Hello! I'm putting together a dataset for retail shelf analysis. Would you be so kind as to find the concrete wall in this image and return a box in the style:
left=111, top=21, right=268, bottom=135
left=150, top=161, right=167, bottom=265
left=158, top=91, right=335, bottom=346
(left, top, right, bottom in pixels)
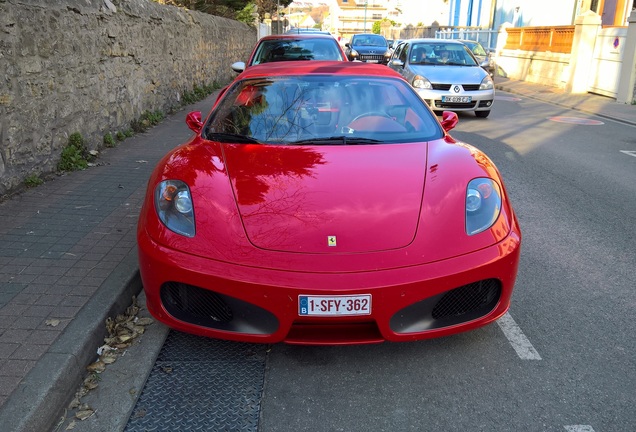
left=494, top=11, right=636, bottom=102
left=496, top=50, right=572, bottom=89
left=0, top=0, right=256, bottom=197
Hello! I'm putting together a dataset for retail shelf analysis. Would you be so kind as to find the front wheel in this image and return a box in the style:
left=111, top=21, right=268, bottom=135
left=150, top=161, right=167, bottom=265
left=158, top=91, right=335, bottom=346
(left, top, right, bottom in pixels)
left=475, top=110, right=491, bottom=118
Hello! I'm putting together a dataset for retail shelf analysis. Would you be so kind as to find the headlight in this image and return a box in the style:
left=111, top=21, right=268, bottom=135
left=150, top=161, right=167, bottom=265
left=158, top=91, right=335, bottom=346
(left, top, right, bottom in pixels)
left=480, top=76, right=494, bottom=90
left=154, top=180, right=195, bottom=237
left=383, top=50, right=391, bottom=58
left=350, top=49, right=359, bottom=58
left=412, top=75, right=432, bottom=89
left=465, top=178, right=501, bottom=235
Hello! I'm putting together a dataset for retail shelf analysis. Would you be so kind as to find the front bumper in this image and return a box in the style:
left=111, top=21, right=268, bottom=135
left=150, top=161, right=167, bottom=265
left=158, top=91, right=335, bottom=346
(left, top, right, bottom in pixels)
left=139, top=227, right=520, bottom=345
left=416, top=88, right=494, bottom=112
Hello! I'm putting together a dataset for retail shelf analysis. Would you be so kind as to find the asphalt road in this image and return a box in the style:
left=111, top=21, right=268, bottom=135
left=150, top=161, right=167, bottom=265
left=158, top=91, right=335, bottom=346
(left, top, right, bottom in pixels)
left=57, top=92, right=636, bottom=432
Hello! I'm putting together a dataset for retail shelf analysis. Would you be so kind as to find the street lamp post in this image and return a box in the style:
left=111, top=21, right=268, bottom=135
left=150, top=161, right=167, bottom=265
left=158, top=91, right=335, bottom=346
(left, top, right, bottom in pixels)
left=363, top=1, right=368, bottom=32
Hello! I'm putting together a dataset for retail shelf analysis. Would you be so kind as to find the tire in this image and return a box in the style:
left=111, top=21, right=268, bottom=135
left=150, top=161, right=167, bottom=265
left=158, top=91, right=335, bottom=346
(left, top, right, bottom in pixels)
left=475, top=110, right=490, bottom=118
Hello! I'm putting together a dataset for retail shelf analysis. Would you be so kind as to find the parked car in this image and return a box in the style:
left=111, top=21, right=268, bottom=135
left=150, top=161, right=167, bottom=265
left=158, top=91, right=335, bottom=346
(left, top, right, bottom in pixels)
left=388, top=38, right=495, bottom=117
left=458, top=39, right=496, bottom=77
left=285, top=27, right=331, bottom=35
left=231, top=34, right=347, bottom=73
left=344, top=33, right=391, bottom=64
left=137, top=61, right=521, bottom=344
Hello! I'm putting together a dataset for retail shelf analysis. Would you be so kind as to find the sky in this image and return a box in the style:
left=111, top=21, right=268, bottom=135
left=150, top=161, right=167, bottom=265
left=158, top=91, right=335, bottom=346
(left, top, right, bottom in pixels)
left=288, top=0, right=451, bottom=26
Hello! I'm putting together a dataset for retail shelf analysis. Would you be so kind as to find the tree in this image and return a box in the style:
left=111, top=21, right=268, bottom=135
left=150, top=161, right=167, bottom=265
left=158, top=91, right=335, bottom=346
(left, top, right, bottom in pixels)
left=255, top=0, right=293, bottom=18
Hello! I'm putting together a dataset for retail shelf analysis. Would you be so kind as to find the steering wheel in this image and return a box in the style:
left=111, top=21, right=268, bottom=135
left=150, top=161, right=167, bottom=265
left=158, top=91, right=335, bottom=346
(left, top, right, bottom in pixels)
left=345, top=111, right=406, bottom=133
left=350, top=111, right=393, bottom=123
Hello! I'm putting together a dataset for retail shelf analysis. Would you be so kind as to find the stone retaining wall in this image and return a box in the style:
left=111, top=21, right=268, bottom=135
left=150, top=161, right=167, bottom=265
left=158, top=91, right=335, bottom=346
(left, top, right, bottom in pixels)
left=0, top=0, right=255, bottom=196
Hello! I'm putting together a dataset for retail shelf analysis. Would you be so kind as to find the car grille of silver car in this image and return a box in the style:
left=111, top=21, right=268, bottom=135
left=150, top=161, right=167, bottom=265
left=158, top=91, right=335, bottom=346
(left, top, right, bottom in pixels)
left=432, top=84, right=481, bottom=91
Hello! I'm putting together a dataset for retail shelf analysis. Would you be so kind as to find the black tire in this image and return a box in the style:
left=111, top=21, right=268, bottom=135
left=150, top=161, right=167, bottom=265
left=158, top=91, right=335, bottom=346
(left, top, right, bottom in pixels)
left=475, top=110, right=490, bottom=118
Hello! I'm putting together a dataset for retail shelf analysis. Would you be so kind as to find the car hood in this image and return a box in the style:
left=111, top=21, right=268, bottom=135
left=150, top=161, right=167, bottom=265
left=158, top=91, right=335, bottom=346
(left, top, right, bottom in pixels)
left=223, top=143, right=426, bottom=254
left=352, top=45, right=388, bottom=55
left=411, top=64, right=486, bottom=83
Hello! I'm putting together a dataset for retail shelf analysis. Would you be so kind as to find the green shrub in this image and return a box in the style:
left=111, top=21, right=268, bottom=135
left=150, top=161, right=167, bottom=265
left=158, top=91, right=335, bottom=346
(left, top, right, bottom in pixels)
left=103, top=132, right=116, bottom=148
left=24, top=174, right=44, bottom=188
left=116, top=131, right=126, bottom=141
left=58, top=132, right=89, bottom=172
left=181, top=82, right=219, bottom=106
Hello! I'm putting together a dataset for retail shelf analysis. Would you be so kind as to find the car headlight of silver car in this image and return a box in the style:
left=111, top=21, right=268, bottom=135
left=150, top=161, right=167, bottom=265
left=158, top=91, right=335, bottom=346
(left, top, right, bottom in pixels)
left=465, top=178, right=501, bottom=235
left=154, top=180, right=195, bottom=237
left=412, top=75, right=432, bottom=90
left=479, top=76, right=494, bottom=90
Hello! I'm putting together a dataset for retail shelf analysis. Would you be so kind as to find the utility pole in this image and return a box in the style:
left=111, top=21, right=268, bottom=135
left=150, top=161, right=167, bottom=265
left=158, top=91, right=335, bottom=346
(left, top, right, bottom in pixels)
left=363, top=1, right=368, bottom=32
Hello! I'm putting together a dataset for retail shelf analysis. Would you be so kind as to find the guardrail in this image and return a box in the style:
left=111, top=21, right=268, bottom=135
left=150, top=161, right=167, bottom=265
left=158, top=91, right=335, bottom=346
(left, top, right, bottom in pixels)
left=435, top=28, right=499, bottom=51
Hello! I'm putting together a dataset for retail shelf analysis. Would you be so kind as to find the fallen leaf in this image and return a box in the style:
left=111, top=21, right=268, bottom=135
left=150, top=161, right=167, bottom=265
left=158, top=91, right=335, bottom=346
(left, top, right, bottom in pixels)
left=86, top=360, right=105, bottom=373
left=45, top=319, right=61, bottom=327
left=135, top=317, right=154, bottom=326
left=75, top=408, right=95, bottom=421
left=100, top=352, right=118, bottom=364
left=65, top=420, right=77, bottom=430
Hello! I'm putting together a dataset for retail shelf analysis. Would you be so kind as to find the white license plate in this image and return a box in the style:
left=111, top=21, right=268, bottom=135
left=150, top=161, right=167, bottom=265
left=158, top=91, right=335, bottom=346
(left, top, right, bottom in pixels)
left=365, top=59, right=379, bottom=63
left=298, top=295, right=372, bottom=316
left=442, top=96, right=472, bottom=103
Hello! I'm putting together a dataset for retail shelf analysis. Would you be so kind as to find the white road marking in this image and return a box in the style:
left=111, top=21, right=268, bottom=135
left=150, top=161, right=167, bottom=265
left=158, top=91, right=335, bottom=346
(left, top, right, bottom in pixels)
left=564, top=426, right=596, bottom=432
left=496, top=312, right=542, bottom=360
left=620, top=150, right=636, bottom=157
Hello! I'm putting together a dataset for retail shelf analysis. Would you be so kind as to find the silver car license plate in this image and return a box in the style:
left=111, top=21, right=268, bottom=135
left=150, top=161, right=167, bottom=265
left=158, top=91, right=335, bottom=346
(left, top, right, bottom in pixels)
left=442, top=96, right=472, bottom=103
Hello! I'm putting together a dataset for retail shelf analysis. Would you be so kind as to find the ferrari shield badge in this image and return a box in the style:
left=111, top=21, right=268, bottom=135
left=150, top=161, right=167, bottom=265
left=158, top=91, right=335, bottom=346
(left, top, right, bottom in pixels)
left=327, top=236, right=337, bottom=247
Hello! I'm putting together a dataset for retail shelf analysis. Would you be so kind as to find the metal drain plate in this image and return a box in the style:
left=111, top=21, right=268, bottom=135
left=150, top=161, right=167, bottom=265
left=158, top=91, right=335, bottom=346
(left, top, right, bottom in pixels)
left=124, top=331, right=267, bottom=432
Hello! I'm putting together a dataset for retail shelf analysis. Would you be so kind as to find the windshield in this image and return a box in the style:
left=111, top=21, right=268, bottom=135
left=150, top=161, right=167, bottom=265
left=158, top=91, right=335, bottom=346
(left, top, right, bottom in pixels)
left=409, top=43, right=478, bottom=66
left=251, top=39, right=344, bottom=65
left=464, top=41, right=487, bottom=56
left=205, top=75, right=443, bottom=145
left=351, top=35, right=387, bottom=47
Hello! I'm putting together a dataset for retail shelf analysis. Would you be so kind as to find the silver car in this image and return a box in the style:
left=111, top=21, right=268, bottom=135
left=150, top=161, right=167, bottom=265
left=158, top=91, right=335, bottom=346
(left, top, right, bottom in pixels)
left=388, top=39, right=494, bottom=118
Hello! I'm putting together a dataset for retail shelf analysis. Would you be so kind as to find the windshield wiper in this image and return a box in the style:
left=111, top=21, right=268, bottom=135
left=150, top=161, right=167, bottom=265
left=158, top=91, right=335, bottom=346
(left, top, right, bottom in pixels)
left=290, top=136, right=382, bottom=145
left=206, top=132, right=262, bottom=144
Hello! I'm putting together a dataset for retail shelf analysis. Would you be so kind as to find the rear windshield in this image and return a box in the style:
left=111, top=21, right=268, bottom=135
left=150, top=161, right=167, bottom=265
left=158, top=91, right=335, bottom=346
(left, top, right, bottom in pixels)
left=251, top=39, right=344, bottom=65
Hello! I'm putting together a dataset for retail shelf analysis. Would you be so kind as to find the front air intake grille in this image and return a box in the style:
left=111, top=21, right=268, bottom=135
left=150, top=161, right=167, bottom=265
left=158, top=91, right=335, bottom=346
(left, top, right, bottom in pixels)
left=432, top=279, right=500, bottom=319
left=162, top=282, right=233, bottom=324
left=159, top=282, right=279, bottom=334
left=432, top=84, right=452, bottom=91
left=360, top=54, right=385, bottom=63
left=461, top=84, right=481, bottom=91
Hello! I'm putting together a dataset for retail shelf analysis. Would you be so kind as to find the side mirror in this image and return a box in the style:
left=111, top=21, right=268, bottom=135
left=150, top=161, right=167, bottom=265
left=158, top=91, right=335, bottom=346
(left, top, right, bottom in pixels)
left=186, top=111, right=203, bottom=134
left=345, top=43, right=351, bottom=48
left=440, top=111, right=458, bottom=132
left=231, top=61, right=246, bottom=74
left=389, top=59, right=404, bottom=67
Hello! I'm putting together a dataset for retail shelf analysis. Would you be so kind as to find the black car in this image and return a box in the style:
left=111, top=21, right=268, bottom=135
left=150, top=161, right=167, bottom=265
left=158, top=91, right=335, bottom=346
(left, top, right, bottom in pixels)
left=344, top=33, right=391, bottom=65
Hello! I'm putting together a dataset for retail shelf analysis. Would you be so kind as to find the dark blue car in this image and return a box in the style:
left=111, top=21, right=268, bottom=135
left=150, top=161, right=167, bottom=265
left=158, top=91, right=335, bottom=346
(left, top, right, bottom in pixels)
left=345, top=33, right=391, bottom=65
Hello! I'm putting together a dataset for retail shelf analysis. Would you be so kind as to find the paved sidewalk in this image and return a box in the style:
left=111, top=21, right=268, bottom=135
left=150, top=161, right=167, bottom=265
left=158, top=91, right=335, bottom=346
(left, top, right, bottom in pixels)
left=0, top=78, right=634, bottom=432
left=0, top=94, right=218, bottom=432
left=495, top=76, right=636, bottom=126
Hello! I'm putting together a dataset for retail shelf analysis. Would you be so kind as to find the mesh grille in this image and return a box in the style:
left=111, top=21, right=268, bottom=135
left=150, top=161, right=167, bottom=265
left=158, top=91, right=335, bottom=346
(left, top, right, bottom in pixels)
left=436, top=101, right=476, bottom=109
left=359, top=54, right=384, bottom=62
left=432, top=84, right=481, bottom=91
left=432, top=279, right=500, bottom=319
left=162, top=282, right=233, bottom=323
